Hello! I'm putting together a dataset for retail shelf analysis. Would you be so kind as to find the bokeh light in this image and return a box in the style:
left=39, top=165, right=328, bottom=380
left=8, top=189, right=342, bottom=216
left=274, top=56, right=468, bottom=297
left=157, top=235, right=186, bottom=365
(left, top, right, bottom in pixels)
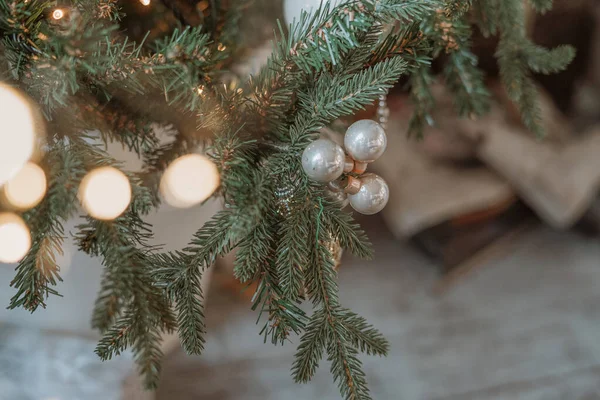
left=3, top=162, right=47, bottom=210
left=52, top=8, right=64, bottom=20
left=0, top=84, right=36, bottom=186
left=79, top=167, right=131, bottom=220
left=160, top=154, right=220, bottom=208
left=0, top=213, right=31, bottom=263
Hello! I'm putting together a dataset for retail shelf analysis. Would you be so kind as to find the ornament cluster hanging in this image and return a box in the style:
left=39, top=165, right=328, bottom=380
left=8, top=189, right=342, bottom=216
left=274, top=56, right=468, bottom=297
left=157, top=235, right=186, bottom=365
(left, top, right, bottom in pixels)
left=302, top=119, right=390, bottom=215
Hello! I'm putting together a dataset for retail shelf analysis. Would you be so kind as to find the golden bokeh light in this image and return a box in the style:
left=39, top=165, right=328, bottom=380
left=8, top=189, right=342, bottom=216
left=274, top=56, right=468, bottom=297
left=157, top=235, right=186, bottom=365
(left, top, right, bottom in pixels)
left=3, top=162, right=47, bottom=210
left=0, top=84, right=36, bottom=186
left=52, top=8, right=64, bottom=20
left=140, top=0, right=151, bottom=6
left=79, top=167, right=131, bottom=220
left=0, top=213, right=31, bottom=264
left=160, top=154, right=220, bottom=208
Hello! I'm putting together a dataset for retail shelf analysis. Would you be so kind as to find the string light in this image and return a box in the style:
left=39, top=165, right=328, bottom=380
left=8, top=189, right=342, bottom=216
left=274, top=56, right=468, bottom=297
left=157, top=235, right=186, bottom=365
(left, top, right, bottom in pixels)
left=140, top=0, right=151, bottom=6
left=3, top=162, right=47, bottom=210
left=79, top=167, right=131, bottom=220
left=0, top=213, right=31, bottom=263
left=52, top=8, right=65, bottom=20
left=160, top=154, right=220, bottom=208
left=0, top=84, right=36, bottom=186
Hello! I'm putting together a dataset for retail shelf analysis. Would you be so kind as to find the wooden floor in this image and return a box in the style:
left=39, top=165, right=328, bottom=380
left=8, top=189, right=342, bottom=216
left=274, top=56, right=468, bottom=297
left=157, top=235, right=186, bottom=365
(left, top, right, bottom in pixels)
left=157, top=217, right=600, bottom=400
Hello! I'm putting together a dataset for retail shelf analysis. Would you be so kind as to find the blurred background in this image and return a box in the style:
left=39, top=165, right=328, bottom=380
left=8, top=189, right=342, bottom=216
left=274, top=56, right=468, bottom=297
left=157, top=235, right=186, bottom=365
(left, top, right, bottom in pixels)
left=3, top=0, right=600, bottom=399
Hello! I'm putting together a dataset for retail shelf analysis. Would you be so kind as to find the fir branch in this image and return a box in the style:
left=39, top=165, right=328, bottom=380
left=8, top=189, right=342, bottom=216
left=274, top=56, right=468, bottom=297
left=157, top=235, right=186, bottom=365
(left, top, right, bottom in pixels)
left=473, top=0, right=499, bottom=37
left=292, top=57, right=407, bottom=143
left=234, top=218, right=274, bottom=283
left=8, top=141, right=85, bottom=311
left=282, top=2, right=376, bottom=73
left=327, top=319, right=372, bottom=400
left=185, top=210, right=241, bottom=267
left=276, top=207, right=311, bottom=301
left=292, top=308, right=329, bottom=383
left=80, top=97, right=161, bottom=156
left=152, top=210, right=249, bottom=354
left=337, top=310, right=389, bottom=356
left=251, top=250, right=309, bottom=345
left=444, top=0, right=472, bottom=18
left=525, top=44, right=576, bottom=75
left=444, top=48, right=490, bottom=117
left=152, top=26, right=228, bottom=109
left=408, top=66, right=436, bottom=137
left=95, top=308, right=166, bottom=389
left=303, top=200, right=340, bottom=308
left=489, top=0, right=573, bottom=135
left=528, top=0, right=553, bottom=14
left=152, top=251, right=207, bottom=355
left=375, top=0, right=441, bottom=21
left=79, top=212, right=177, bottom=388
left=322, top=202, right=373, bottom=260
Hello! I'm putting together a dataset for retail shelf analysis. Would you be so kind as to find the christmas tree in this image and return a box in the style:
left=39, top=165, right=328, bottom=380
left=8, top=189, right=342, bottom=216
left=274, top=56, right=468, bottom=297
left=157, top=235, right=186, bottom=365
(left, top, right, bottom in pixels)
left=0, top=0, right=574, bottom=398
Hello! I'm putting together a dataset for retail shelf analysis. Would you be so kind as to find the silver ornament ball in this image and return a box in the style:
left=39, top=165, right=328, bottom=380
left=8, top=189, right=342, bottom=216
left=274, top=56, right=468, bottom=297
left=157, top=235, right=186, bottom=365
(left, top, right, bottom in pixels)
left=325, top=188, right=350, bottom=209
left=348, top=173, right=389, bottom=215
left=302, top=138, right=345, bottom=183
left=344, top=119, right=387, bottom=163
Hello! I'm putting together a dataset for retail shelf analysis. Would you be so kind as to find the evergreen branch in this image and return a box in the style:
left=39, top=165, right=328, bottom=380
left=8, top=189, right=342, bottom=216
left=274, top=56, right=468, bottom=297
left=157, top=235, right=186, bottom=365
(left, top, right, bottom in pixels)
left=152, top=26, right=229, bottom=109
left=185, top=210, right=240, bottom=267
left=526, top=44, right=576, bottom=75
left=234, top=219, right=273, bottom=283
left=445, top=49, right=490, bottom=117
left=95, top=309, right=166, bottom=389
left=375, top=0, right=441, bottom=21
left=252, top=257, right=309, bottom=345
left=322, top=202, right=373, bottom=260
left=292, top=57, right=407, bottom=143
left=491, top=0, right=572, bottom=135
left=408, top=66, right=436, bottom=137
left=444, top=0, right=472, bottom=18
left=528, top=0, right=553, bottom=13
left=276, top=208, right=311, bottom=300
left=473, top=0, right=498, bottom=37
left=153, top=211, right=239, bottom=293
left=282, top=2, right=377, bottom=73
left=327, top=321, right=372, bottom=400
left=292, top=309, right=328, bottom=383
left=8, top=141, right=85, bottom=311
left=80, top=97, right=161, bottom=156
left=81, top=212, right=177, bottom=388
left=152, top=251, right=207, bottom=355
left=303, top=199, right=340, bottom=308
left=240, top=210, right=308, bottom=345
left=91, top=272, right=124, bottom=332
left=338, top=310, right=389, bottom=356
left=153, top=210, right=248, bottom=354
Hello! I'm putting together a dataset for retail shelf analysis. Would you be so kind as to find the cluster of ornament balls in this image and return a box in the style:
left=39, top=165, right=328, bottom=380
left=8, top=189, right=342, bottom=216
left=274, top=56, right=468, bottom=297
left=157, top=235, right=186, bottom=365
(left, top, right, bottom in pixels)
left=302, top=120, right=390, bottom=215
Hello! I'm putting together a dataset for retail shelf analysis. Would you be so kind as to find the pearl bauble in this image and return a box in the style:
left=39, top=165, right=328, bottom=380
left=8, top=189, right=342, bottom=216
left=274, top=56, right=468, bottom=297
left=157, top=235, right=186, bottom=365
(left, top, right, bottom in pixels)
left=302, top=138, right=345, bottom=183
left=344, top=119, right=387, bottom=163
left=325, top=188, right=349, bottom=209
left=284, top=0, right=342, bottom=24
left=348, top=173, right=389, bottom=215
